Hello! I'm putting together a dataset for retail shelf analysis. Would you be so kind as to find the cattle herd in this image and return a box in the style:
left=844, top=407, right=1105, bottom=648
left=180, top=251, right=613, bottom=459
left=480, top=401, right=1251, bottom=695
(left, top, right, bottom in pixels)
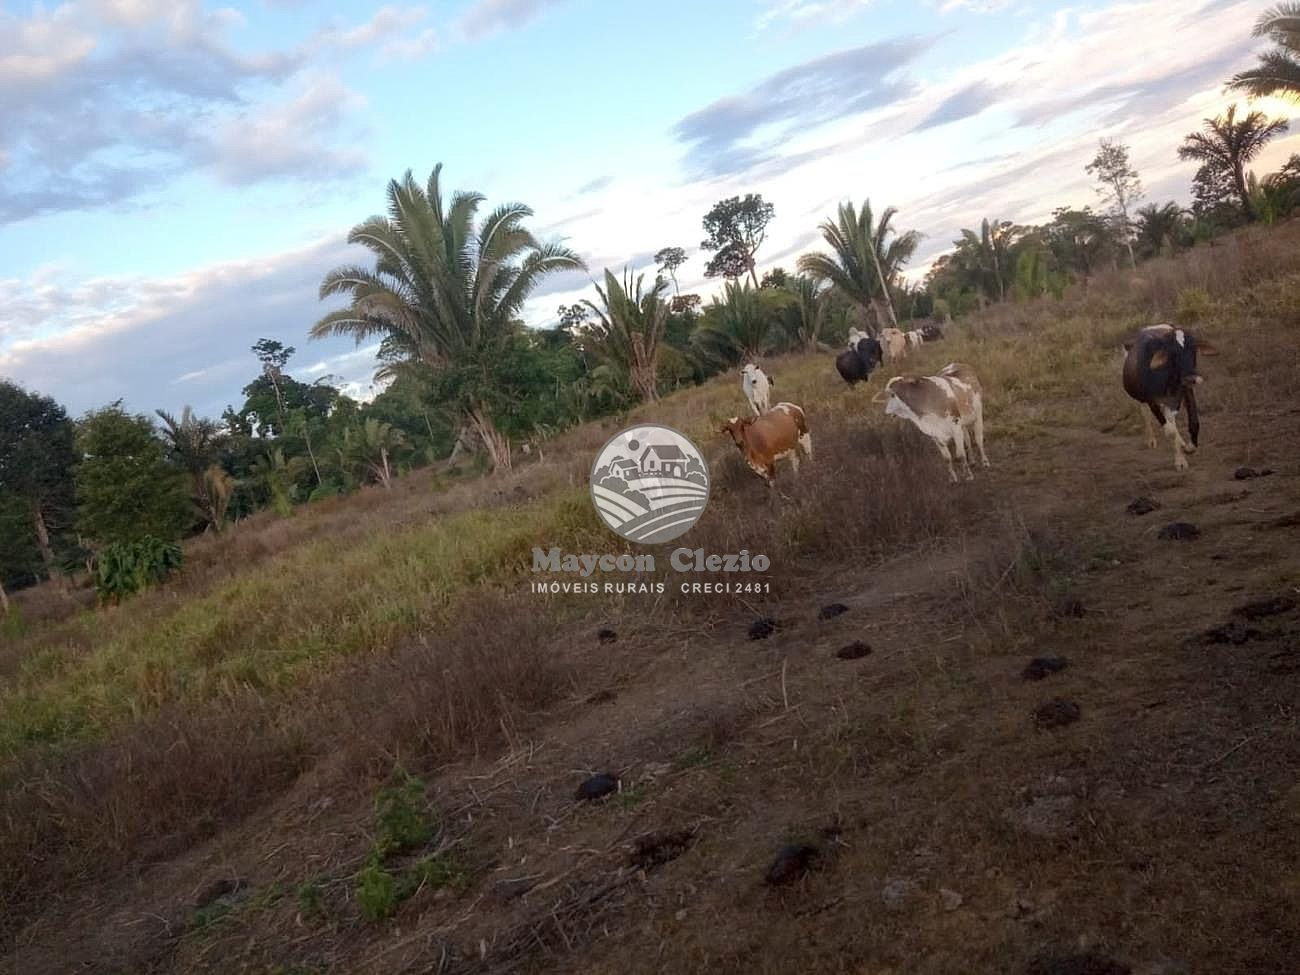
left=720, top=320, right=1217, bottom=487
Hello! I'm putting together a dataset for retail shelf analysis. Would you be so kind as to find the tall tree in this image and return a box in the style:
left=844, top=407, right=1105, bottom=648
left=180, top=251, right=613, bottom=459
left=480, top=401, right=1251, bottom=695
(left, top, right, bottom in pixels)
left=653, top=246, right=688, bottom=295
left=799, top=200, right=919, bottom=333
left=786, top=275, right=828, bottom=352
left=155, top=406, right=229, bottom=532
left=311, top=164, right=584, bottom=472
left=1085, top=138, right=1143, bottom=268
left=1228, top=3, right=1300, bottom=102
left=700, top=194, right=775, bottom=288
left=1134, top=202, right=1188, bottom=258
left=0, top=381, right=77, bottom=587
left=581, top=268, right=672, bottom=402
left=1178, top=106, right=1289, bottom=221
left=74, top=403, right=191, bottom=546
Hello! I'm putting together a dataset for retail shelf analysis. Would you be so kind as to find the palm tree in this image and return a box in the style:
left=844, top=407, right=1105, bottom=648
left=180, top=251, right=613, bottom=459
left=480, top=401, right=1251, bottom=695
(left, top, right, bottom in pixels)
left=786, top=275, right=828, bottom=352
left=340, top=418, right=407, bottom=489
left=797, top=200, right=920, bottom=335
left=690, top=280, right=775, bottom=365
left=580, top=268, right=671, bottom=403
left=155, top=405, right=228, bottom=531
left=1134, top=202, right=1187, bottom=258
left=957, top=218, right=1019, bottom=303
left=1178, top=106, right=1289, bottom=221
left=311, top=164, right=585, bottom=472
left=1228, top=3, right=1300, bottom=103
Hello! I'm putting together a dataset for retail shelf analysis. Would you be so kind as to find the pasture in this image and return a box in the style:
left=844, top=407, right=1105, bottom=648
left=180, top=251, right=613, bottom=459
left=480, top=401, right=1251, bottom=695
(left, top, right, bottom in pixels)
left=2, top=224, right=1299, bottom=973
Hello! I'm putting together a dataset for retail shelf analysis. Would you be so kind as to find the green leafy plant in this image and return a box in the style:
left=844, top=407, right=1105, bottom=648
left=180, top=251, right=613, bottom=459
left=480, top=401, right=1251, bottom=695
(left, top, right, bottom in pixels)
left=93, top=535, right=183, bottom=603
left=373, top=774, right=434, bottom=857
left=355, top=861, right=398, bottom=921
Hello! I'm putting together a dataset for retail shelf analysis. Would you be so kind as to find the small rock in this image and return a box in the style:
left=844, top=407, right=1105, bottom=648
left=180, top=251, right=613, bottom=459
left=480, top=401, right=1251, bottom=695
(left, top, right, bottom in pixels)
left=1126, top=496, right=1161, bottom=516
left=597, top=628, right=617, bottom=644
left=1033, top=698, right=1081, bottom=730
left=835, top=641, right=872, bottom=660
left=575, top=773, right=620, bottom=801
left=1022, top=656, right=1068, bottom=680
left=818, top=603, right=850, bottom=620
left=1157, top=522, right=1200, bottom=541
left=1231, top=595, right=1296, bottom=619
left=939, top=888, right=963, bottom=912
left=765, top=843, right=818, bottom=885
left=748, top=617, right=778, bottom=640
left=674, top=908, right=687, bottom=921
left=1233, top=466, right=1274, bottom=480
left=881, top=878, right=917, bottom=911
left=1025, top=951, right=1133, bottom=975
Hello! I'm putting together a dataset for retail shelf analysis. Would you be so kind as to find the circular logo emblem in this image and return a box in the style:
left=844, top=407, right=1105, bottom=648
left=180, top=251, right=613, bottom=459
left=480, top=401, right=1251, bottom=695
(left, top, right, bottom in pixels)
left=590, top=423, right=710, bottom=544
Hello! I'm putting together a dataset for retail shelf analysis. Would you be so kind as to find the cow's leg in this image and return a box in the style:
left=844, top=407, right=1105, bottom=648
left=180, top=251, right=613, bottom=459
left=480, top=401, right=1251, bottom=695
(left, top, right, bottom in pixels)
left=1142, top=403, right=1159, bottom=449
left=932, top=436, right=959, bottom=483
left=951, top=420, right=974, bottom=480
left=1159, top=405, right=1189, bottom=471
left=971, top=395, right=990, bottom=467
left=1183, top=386, right=1200, bottom=448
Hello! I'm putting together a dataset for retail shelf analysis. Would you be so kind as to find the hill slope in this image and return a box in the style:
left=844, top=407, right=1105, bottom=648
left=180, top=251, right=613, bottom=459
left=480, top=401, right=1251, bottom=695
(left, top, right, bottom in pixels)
left=2, top=226, right=1299, bottom=974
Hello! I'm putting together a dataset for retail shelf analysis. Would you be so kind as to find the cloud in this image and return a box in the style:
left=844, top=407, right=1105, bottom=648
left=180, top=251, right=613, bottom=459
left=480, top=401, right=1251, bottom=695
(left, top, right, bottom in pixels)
left=753, top=0, right=876, bottom=32
left=0, top=1, right=404, bottom=225
left=574, top=176, right=612, bottom=195
left=211, top=73, right=370, bottom=185
left=914, top=81, right=1009, bottom=131
left=0, top=235, right=376, bottom=418
left=455, top=0, right=567, bottom=40
left=670, top=37, right=933, bottom=178
left=936, top=0, right=1013, bottom=11
left=384, top=28, right=439, bottom=60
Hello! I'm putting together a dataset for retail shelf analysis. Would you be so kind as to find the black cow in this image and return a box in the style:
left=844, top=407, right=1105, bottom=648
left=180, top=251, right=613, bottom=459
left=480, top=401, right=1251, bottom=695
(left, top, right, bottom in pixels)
left=1121, top=323, right=1218, bottom=471
left=835, top=337, right=883, bottom=386
left=919, top=323, right=944, bottom=342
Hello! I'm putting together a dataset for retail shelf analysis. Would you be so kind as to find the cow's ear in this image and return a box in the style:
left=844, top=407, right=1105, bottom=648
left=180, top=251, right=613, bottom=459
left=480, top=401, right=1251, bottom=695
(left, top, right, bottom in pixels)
left=1198, top=341, right=1219, bottom=356
left=1149, top=349, right=1169, bottom=369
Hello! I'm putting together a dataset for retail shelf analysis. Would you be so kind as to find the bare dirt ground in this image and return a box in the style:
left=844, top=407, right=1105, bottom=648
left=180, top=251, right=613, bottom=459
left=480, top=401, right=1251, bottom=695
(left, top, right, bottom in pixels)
left=5, top=298, right=1299, bottom=975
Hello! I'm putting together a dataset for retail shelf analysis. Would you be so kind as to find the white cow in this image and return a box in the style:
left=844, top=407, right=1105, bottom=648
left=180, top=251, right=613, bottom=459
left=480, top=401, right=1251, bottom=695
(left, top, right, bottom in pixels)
left=877, top=362, right=989, bottom=483
left=741, top=363, right=773, bottom=416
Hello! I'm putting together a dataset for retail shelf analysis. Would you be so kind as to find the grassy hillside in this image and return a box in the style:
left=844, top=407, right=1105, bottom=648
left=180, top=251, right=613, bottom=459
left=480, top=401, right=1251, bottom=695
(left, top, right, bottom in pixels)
left=3, top=224, right=1299, bottom=973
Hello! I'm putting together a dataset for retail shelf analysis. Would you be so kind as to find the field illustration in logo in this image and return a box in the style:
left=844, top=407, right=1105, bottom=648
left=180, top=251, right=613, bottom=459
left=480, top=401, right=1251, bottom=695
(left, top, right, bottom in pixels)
left=590, top=424, right=710, bottom=544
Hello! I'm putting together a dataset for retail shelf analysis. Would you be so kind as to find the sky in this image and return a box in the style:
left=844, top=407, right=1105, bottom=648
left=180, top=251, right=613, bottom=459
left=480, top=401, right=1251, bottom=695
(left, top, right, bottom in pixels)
left=1, top=0, right=1297, bottom=420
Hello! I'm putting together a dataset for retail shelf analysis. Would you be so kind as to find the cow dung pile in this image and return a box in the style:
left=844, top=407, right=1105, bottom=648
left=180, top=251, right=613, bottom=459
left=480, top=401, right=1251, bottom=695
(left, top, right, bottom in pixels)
left=1024, top=951, right=1133, bottom=975
left=748, top=617, right=778, bottom=640
left=1157, top=521, right=1200, bottom=541
left=597, top=628, right=617, bottom=644
left=1033, top=698, right=1081, bottom=730
left=764, top=843, right=819, bottom=886
left=629, top=829, right=695, bottom=871
left=818, top=603, right=850, bottom=620
left=1126, top=496, right=1161, bottom=516
left=1233, top=466, right=1274, bottom=480
left=835, top=641, right=873, bottom=660
left=1022, top=656, right=1068, bottom=680
left=574, top=773, right=620, bottom=801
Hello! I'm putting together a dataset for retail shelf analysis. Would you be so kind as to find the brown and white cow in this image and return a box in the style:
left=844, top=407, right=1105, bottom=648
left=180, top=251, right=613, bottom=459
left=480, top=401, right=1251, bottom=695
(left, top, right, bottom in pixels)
left=878, top=362, right=989, bottom=482
left=879, top=327, right=908, bottom=363
left=1121, top=323, right=1218, bottom=471
left=720, top=402, right=812, bottom=485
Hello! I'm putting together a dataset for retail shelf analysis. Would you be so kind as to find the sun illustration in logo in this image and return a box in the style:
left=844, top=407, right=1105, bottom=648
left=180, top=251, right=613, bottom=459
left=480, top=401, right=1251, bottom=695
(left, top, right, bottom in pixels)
left=590, top=424, right=710, bottom=544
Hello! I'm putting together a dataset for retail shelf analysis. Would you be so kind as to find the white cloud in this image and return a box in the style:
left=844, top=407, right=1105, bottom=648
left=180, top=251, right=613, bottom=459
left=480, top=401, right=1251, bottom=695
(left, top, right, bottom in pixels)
left=753, top=0, right=875, bottom=32
left=936, top=0, right=1014, bottom=12
left=308, top=5, right=429, bottom=52
left=383, top=28, right=439, bottom=60
left=455, top=0, right=567, bottom=41
left=212, top=72, right=370, bottom=185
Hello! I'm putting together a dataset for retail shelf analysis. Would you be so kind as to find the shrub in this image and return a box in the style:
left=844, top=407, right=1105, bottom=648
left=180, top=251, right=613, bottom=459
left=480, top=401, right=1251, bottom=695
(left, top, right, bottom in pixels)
left=93, top=535, right=183, bottom=603
left=1175, top=286, right=1213, bottom=324
left=373, top=773, right=433, bottom=857
left=355, top=860, right=397, bottom=921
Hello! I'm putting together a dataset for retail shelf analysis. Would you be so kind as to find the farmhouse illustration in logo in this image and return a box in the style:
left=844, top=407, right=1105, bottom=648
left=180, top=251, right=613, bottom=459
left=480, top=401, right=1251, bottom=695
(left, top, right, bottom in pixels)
left=590, top=424, right=710, bottom=544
